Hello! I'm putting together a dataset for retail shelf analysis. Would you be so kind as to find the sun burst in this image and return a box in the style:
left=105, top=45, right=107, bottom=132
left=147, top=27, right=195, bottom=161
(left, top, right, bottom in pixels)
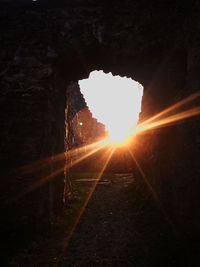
left=79, top=70, right=143, bottom=147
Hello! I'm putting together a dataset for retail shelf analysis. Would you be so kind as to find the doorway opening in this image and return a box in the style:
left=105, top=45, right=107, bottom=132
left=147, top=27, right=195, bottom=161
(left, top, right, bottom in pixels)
left=79, top=70, right=144, bottom=147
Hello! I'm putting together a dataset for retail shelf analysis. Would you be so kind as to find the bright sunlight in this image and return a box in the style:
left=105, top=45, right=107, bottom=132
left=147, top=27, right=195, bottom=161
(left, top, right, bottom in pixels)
left=79, top=70, right=143, bottom=146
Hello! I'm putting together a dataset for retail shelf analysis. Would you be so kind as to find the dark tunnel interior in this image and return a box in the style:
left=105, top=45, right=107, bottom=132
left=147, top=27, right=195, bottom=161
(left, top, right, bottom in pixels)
left=0, top=0, right=200, bottom=265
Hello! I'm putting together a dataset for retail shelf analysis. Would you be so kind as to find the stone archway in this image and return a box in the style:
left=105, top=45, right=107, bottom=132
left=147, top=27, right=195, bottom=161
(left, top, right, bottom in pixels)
left=1, top=1, right=200, bottom=236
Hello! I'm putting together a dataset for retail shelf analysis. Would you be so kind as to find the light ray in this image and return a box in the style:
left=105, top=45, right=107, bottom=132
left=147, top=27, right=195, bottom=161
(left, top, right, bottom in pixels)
left=22, top=143, right=107, bottom=196
left=137, top=90, right=200, bottom=129
left=136, top=106, right=200, bottom=134
left=7, top=140, right=108, bottom=204
left=17, top=138, right=107, bottom=176
left=61, top=147, right=115, bottom=255
left=128, top=149, right=176, bottom=233
left=67, top=138, right=108, bottom=158
left=19, top=152, right=65, bottom=175
left=66, top=142, right=108, bottom=170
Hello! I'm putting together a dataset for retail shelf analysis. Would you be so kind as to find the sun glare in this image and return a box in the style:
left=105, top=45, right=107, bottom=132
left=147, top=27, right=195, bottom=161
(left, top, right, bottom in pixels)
left=79, top=70, right=143, bottom=146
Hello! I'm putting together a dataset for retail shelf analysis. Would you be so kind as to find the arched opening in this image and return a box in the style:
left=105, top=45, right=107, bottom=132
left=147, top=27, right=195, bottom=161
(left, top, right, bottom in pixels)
left=64, top=70, right=144, bottom=180
left=79, top=70, right=143, bottom=145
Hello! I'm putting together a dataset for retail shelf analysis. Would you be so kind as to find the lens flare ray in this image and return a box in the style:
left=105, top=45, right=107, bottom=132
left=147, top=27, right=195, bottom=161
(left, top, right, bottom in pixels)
left=19, top=139, right=106, bottom=176
left=66, top=142, right=108, bottom=170
left=136, top=106, right=200, bottom=134
left=61, top=147, right=115, bottom=255
left=128, top=149, right=176, bottom=233
left=24, top=143, right=106, bottom=196
left=8, top=139, right=109, bottom=203
left=138, top=91, right=200, bottom=129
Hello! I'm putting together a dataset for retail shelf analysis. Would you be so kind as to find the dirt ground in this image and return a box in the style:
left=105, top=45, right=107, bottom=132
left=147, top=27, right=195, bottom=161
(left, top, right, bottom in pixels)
left=64, top=173, right=136, bottom=265
left=62, top=173, right=184, bottom=266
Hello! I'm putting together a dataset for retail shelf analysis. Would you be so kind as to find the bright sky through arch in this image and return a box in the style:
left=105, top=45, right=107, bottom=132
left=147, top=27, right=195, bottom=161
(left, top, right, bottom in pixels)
left=79, top=70, right=143, bottom=145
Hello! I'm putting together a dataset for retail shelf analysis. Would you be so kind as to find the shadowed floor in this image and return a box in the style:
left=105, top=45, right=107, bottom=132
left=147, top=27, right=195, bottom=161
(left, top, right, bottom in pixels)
left=7, top=172, right=198, bottom=266
left=64, top=173, right=136, bottom=265
left=64, top=172, right=181, bottom=266
left=63, top=171, right=198, bottom=266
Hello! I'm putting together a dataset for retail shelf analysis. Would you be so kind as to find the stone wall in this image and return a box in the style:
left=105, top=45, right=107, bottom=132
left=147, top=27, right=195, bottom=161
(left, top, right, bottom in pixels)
left=0, top=0, right=200, bottom=235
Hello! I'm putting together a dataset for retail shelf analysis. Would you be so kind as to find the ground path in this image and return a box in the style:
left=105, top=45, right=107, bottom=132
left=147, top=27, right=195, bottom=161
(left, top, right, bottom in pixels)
left=64, top=173, right=137, bottom=265
left=9, top=172, right=194, bottom=266
left=63, top=173, right=171, bottom=266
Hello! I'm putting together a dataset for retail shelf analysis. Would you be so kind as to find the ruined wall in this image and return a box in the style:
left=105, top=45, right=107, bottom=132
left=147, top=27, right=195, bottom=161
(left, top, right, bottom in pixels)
left=0, top=0, right=200, bottom=235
